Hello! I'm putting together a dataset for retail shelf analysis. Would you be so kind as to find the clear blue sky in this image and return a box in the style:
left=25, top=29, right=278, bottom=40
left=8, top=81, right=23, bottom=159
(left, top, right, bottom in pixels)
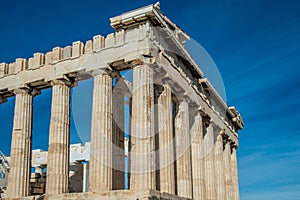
left=0, top=0, right=299, bottom=199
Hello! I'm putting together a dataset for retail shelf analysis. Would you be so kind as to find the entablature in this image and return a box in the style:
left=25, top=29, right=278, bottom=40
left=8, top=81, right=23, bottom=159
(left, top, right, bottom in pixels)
left=0, top=25, right=151, bottom=99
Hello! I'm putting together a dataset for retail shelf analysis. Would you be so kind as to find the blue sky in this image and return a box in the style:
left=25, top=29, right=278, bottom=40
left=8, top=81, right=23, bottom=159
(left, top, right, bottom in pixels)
left=0, top=0, right=299, bottom=199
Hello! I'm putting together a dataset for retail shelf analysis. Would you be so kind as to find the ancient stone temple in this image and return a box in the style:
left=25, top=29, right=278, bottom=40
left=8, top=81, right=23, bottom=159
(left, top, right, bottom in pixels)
left=0, top=3, right=244, bottom=200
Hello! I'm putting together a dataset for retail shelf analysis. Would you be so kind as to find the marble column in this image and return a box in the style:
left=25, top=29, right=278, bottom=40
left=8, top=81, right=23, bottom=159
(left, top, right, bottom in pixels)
left=224, top=141, right=233, bottom=200
left=46, top=80, right=71, bottom=194
left=112, top=79, right=125, bottom=190
left=214, top=134, right=226, bottom=200
left=191, top=112, right=206, bottom=199
left=89, top=71, right=113, bottom=192
left=158, top=84, right=175, bottom=194
left=7, top=89, right=33, bottom=198
left=204, top=123, right=217, bottom=200
left=175, top=99, right=192, bottom=199
left=82, top=161, right=89, bottom=192
left=130, top=64, right=156, bottom=190
left=127, top=98, right=132, bottom=189
left=231, top=146, right=240, bottom=200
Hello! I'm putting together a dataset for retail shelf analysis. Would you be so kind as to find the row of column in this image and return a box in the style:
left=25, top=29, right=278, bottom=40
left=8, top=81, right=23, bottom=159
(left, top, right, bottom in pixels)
left=6, top=71, right=126, bottom=197
left=6, top=80, right=73, bottom=197
left=128, top=64, right=240, bottom=200
left=6, top=63, right=240, bottom=200
left=188, top=115, right=240, bottom=200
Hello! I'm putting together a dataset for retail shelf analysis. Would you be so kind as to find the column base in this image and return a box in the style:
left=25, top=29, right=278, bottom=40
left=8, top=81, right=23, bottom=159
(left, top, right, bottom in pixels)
left=3, top=190, right=192, bottom=200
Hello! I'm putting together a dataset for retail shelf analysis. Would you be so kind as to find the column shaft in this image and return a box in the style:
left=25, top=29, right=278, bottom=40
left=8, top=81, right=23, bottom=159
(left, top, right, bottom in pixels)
left=7, top=89, right=33, bottom=198
left=224, top=142, right=233, bottom=200
left=46, top=81, right=70, bottom=194
left=175, top=100, right=192, bottom=198
left=112, top=79, right=125, bottom=190
left=204, top=124, right=217, bottom=200
left=191, top=113, right=206, bottom=199
left=231, top=147, right=240, bottom=200
left=82, top=162, right=89, bottom=192
left=89, top=72, right=113, bottom=192
left=215, top=134, right=226, bottom=200
left=158, top=84, right=175, bottom=194
left=130, top=64, right=156, bottom=190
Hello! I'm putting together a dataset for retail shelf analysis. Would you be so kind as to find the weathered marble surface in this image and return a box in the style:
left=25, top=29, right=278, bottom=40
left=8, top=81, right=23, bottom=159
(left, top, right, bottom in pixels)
left=1, top=3, right=243, bottom=200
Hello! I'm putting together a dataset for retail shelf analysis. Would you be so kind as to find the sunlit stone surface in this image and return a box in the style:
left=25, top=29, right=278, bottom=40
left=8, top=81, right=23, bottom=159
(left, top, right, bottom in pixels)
left=0, top=3, right=244, bottom=200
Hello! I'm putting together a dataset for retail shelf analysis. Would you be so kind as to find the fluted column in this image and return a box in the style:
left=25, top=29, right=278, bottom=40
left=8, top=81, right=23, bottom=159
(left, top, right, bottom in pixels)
left=7, top=89, right=34, bottom=198
left=130, top=64, right=156, bottom=190
left=204, top=123, right=216, bottom=200
left=191, top=112, right=206, bottom=199
left=215, top=134, right=225, bottom=200
left=158, top=84, right=175, bottom=194
left=112, top=78, right=125, bottom=190
left=89, top=71, right=113, bottom=192
left=231, top=146, right=240, bottom=200
left=175, top=99, right=192, bottom=198
left=46, top=80, right=71, bottom=194
left=224, top=141, right=233, bottom=200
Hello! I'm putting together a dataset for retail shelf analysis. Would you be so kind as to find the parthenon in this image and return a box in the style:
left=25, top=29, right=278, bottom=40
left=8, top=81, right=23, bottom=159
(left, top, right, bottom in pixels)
left=0, top=3, right=244, bottom=200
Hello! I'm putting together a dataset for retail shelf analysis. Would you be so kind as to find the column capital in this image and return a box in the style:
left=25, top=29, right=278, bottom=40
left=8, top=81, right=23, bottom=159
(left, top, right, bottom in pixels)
left=223, top=134, right=238, bottom=148
left=50, top=78, right=74, bottom=87
left=89, top=68, right=114, bottom=77
left=230, top=141, right=238, bottom=149
left=154, top=83, right=171, bottom=98
left=176, top=94, right=192, bottom=104
left=130, top=55, right=155, bottom=68
left=14, top=88, right=40, bottom=96
left=130, top=58, right=143, bottom=68
left=90, top=69, right=105, bottom=77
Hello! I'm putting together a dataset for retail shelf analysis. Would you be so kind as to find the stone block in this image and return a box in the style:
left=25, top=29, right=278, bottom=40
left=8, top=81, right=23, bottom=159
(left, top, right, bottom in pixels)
left=45, top=51, right=52, bottom=65
left=139, top=24, right=148, bottom=41
left=28, top=53, right=44, bottom=69
left=8, top=62, right=16, bottom=74
left=52, top=47, right=63, bottom=63
left=42, top=190, right=192, bottom=200
left=115, top=29, right=125, bottom=45
left=84, top=40, right=93, bottom=53
left=92, top=35, right=105, bottom=52
left=125, top=28, right=138, bottom=43
left=72, top=41, right=84, bottom=58
left=105, top=33, right=115, bottom=48
left=63, top=46, right=72, bottom=59
left=0, top=63, right=8, bottom=77
left=16, top=58, right=28, bottom=71
left=28, top=57, right=34, bottom=69
left=34, top=53, right=45, bottom=67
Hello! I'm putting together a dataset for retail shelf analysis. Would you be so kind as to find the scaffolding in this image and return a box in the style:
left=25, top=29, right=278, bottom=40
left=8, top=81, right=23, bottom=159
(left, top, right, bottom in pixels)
left=0, top=150, right=9, bottom=197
